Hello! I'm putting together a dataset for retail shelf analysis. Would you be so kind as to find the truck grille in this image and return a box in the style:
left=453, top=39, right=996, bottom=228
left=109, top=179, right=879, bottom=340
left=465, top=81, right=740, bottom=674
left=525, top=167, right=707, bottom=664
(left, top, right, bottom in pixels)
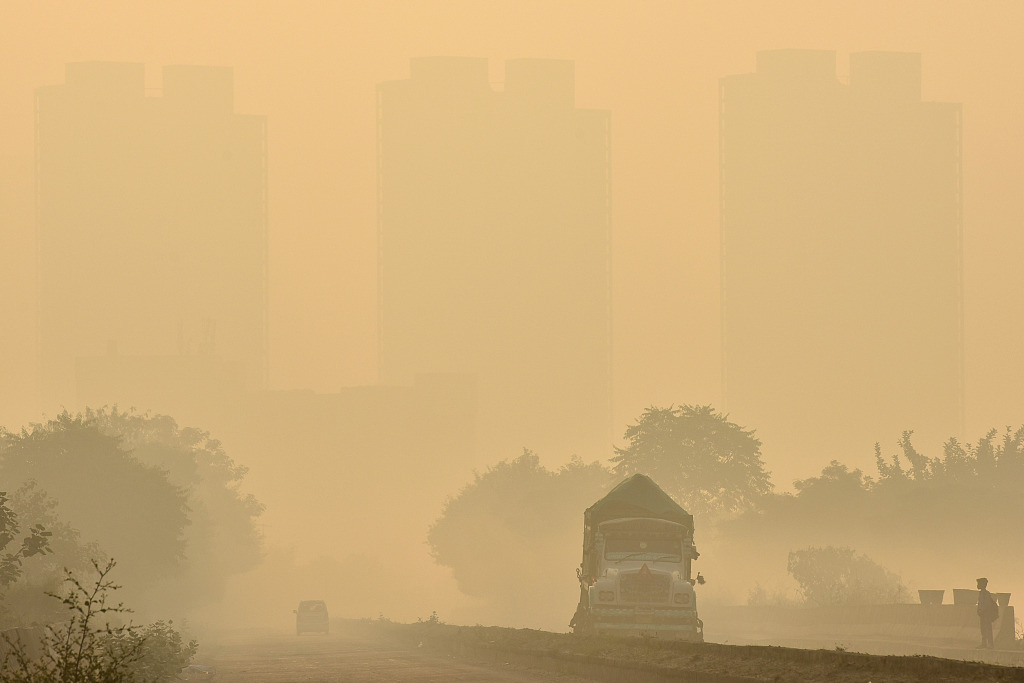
left=620, top=572, right=671, bottom=603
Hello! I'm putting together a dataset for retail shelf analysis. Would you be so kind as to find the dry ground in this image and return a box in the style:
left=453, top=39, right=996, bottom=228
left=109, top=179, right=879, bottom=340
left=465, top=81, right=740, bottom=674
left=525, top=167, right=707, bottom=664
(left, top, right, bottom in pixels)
left=190, top=620, right=1024, bottom=683
left=356, top=619, right=1024, bottom=682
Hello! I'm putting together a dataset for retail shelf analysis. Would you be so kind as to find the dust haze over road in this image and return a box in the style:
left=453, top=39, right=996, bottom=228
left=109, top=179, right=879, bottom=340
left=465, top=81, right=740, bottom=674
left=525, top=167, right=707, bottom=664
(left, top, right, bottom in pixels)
left=195, top=629, right=594, bottom=683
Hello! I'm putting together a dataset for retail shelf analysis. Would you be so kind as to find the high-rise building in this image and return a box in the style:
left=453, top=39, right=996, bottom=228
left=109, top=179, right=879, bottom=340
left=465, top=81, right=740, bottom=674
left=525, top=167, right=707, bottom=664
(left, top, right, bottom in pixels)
left=36, top=62, right=267, bottom=409
left=720, top=50, right=963, bottom=468
left=377, top=57, right=611, bottom=459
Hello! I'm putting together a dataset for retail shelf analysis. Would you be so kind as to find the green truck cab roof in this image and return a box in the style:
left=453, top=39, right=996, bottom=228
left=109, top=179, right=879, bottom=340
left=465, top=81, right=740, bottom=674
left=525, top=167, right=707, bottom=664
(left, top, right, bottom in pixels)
left=585, top=473, right=693, bottom=530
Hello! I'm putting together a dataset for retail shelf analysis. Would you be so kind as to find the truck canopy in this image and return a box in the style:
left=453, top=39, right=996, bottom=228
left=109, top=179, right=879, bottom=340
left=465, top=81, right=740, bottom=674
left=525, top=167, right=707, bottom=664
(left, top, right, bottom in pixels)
left=585, top=473, right=693, bottom=530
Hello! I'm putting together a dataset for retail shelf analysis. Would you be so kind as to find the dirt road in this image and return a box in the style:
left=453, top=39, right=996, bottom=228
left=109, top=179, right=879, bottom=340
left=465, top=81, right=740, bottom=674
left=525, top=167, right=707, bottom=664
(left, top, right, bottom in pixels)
left=191, top=629, right=597, bottom=682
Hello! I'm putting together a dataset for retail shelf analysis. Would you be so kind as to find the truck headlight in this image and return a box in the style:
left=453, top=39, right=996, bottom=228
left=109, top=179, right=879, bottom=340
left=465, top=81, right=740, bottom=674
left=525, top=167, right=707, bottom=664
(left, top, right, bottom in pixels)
left=599, top=591, right=615, bottom=602
left=674, top=592, right=691, bottom=605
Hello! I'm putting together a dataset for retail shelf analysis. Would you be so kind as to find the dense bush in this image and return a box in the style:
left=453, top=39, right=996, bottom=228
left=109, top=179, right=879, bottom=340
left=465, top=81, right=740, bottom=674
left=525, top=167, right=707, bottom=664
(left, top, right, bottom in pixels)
left=787, top=546, right=909, bottom=606
left=0, top=560, right=196, bottom=683
left=0, top=482, right=100, bottom=628
left=428, top=450, right=611, bottom=625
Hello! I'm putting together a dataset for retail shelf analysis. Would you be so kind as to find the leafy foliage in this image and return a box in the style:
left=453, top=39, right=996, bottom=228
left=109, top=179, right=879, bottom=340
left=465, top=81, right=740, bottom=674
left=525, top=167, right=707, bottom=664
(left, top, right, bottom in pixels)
left=611, top=405, right=772, bottom=516
left=0, top=408, right=263, bottom=615
left=123, top=620, right=197, bottom=683
left=0, top=491, right=52, bottom=591
left=787, top=546, right=909, bottom=606
left=428, top=450, right=611, bottom=622
left=87, top=408, right=265, bottom=599
left=792, top=460, right=869, bottom=497
left=0, top=413, right=188, bottom=588
left=0, top=482, right=100, bottom=628
left=874, top=427, right=1024, bottom=487
left=0, top=559, right=196, bottom=683
left=746, top=582, right=801, bottom=607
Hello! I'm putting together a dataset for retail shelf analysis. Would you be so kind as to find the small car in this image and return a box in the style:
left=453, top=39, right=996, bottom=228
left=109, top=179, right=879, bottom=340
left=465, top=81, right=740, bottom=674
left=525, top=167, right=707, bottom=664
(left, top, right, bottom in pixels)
left=294, top=600, right=329, bottom=635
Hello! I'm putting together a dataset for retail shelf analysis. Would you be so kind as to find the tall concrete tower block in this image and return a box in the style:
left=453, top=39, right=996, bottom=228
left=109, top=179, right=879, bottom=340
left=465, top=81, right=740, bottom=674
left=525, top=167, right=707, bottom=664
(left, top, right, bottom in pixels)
left=378, top=57, right=611, bottom=459
left=36, top=63, right=267, bottom=409
left=720, top=51, right=963, bottom=467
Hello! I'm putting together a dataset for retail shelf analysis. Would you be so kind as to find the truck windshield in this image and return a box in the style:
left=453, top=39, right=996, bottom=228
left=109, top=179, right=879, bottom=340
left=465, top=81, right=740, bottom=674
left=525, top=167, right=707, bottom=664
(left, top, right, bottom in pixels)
left=604, top=538, right=681, bottom=562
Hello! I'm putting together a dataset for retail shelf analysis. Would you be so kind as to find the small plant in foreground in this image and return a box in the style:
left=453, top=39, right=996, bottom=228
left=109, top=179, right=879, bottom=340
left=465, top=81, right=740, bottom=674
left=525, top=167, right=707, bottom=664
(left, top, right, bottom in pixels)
left=0, top=559, right=196, bottom=683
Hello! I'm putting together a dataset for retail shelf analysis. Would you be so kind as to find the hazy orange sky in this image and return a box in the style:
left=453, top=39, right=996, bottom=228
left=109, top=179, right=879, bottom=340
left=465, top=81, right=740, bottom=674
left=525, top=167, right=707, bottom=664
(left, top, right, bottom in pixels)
left=3, top=1, right=1023, bottom=484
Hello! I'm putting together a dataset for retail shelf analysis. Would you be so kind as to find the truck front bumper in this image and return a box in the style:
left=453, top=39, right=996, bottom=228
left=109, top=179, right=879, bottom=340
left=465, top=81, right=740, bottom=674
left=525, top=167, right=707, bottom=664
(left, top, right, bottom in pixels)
left=589, top=606, right=703, bottom=641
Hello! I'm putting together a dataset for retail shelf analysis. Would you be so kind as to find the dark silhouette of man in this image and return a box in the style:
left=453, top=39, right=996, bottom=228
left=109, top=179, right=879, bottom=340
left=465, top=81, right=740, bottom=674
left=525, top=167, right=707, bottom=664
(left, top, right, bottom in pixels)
left=976, top=577, right=998, bottom=649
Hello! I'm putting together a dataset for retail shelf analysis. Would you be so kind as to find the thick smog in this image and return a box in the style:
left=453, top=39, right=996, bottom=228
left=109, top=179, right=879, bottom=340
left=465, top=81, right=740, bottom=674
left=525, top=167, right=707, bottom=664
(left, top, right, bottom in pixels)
left=1, top=3, right=1022, bottom=681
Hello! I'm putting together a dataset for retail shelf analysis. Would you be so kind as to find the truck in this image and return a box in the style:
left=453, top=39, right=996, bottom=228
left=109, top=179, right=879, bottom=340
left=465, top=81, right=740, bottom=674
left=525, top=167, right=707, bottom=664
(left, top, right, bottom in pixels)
left=570, top=473, right=703, bottom=640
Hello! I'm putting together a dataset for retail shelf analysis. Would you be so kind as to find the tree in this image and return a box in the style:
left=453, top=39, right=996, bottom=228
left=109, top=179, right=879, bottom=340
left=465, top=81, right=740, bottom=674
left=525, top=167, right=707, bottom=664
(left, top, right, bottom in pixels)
left=0, top=413, right=188, bottom=598
left=874, top=426, right=1024, bottom=487
left=873, top=430, right=931, bottom=482
left=428, top=450, right=611, bottom=626
left=792, top=460, right=870, bottom=500
left=0, top=409, right=263, bottom=615
left=787, top=546, right=909, bottom=606
left=715, top=426, right=1024, bottom=610
left=86, top=408, right=264, bottom=600
left=611, top=405, right=772, bottom=516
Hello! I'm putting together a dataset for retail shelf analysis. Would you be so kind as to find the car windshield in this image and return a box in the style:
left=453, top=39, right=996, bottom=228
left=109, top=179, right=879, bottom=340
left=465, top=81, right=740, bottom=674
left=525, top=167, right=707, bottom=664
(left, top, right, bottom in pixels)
left=298, top=602, right=326, bottom=612
left=604, top=537, right=681, bottom=562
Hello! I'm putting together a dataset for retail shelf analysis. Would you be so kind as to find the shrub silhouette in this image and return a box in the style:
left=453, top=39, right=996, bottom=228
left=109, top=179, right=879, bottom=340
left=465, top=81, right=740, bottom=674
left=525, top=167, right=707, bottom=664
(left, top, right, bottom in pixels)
left=0, top=559, right=196, bottom=683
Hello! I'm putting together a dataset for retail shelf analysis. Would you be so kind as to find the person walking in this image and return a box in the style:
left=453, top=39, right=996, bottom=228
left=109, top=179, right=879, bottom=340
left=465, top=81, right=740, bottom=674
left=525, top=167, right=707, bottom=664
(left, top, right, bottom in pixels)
left=976, top=577, right=999, bottom=649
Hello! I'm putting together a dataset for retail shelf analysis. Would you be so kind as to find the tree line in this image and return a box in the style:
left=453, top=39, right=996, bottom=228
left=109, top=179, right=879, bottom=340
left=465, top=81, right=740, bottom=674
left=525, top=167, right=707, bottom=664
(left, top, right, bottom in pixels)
left=428, top=405, right=1024, bottom=620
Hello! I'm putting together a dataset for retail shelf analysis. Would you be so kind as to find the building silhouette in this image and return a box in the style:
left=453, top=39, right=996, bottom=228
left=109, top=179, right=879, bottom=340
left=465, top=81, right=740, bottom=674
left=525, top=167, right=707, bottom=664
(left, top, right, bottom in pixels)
left=377, top=57, right=611, bottom=459
left=720, top=50, right=963, bottom=465
left=36, top=63, right=267, bottom=409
